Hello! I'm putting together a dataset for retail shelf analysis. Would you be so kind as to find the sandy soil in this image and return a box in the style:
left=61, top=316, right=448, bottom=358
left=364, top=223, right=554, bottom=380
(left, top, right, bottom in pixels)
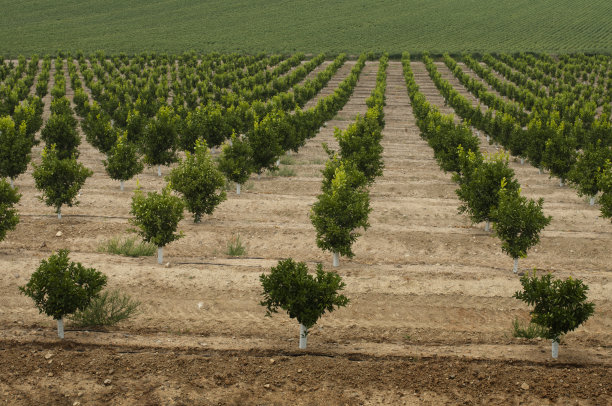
left=0, top=60, right=610, bottom=405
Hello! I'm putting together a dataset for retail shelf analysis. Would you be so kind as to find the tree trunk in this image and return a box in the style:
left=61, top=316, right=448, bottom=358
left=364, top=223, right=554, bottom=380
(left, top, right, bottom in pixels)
left=57, top=207, right=62, bottom=220
left=236, top=183, right=241, bottom=195
left=157, top=246, right=163, bottom=264
left=559, top=179, right=564, bottom=187
left=590, top=197, right=595, bottom=206
left=299, top=323, right=308, bottom=349
left=158, top=165, right=162, bottom=177
left=276, top=158, right=280, bottom=167
left=520, top=158, right=524, bottom=165
left=538, top=167, right=543, bottom=175
left=486, top=135, right=490, bottom=143
left=484, top=220, right=490, bottom=232
left=513, top=257, right=519, bottom=274
left=333, top=252, right=339, bottom=267
left=120, top=180, right=124, bottom=191
left=552, top=340, right=559, bottom=359
left=57, top=318, right=64, bottom=339
left=9, top=178, right=14, bottom=189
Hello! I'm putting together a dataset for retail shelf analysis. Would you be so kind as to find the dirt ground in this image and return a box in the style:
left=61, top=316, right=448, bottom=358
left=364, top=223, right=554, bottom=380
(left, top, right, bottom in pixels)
left=0, top=60, right=610, bottom=405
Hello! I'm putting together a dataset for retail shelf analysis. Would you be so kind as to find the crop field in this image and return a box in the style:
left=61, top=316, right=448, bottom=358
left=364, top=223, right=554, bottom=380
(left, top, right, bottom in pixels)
left=0, top=49, right=611, bottom=405
left=2, top=0, right=612, bottom=56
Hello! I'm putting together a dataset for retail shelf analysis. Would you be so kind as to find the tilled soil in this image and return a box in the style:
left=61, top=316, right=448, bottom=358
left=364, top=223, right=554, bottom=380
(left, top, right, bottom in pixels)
left=0, top=60, right=610, bottom=405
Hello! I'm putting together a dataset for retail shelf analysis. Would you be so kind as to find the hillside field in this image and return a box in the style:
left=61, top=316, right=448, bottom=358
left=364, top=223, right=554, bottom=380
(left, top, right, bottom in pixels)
left=1, top=0, right=612, bottom=56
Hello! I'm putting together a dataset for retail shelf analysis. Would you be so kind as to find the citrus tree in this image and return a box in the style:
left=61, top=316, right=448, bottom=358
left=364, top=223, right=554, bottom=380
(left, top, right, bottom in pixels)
left=142, top=106, right=179, bottom=176
left=19, top=250, right=107, bottom=338
left=514, top=271, right=595, bottom=359
left=260, top=258, right=349, bottom=349
left=32, top=145, right=93, bottom=219
left=0, top=178, right=20, bottom=242
left=492, top=180, right=551, bottom=273
left=130, top=185, right=184, bottom=264
left=217, top=134, right=253, bottom=194
left=103, top=131, right=144, bottom=191
left=0, top=116, right=32, bottom=188
left=310, top=162, right=371, bottom=267
left=167, top=138, right=226, bottom=222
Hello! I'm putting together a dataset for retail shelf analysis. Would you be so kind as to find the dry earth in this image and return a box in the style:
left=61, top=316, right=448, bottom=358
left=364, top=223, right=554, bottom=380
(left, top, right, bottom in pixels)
left=0, top=60, right=610, bottom=405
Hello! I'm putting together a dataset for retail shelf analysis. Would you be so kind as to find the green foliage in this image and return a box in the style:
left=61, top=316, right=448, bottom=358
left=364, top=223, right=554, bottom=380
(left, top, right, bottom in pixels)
left=597, top=159, right=612, bottom=220
left=334, top=114, right=384, bottom=185
left=514, top=271, right=595, bottom=342
left=32, top=145, right=93, bottom=215
left=0, top=116, right=32, bottom=181
left=97, top=234, right=156, bottom=257
left=167, top=138, right=226, bottom=222
left=19, top=249, right=107, bottom=320
left=130, top=184, right=184, bottom=248
left=0, top=178, right=20, bottom=241
left=260, top=258, right=349, bottom=329
left=492, top=181, right=551, bottom=260
left=12, top=97, right=43, bottom=143
left=226, top=234, right=246, bottom=256
left=247, top=110, right=285, bottom=174
left=310, top=162, right=371, bottom=258
left=69, top=289, right=141, bottom=327
left=142, top=105, right=179, bottom=167
left=103, top=131, right=144, bottom=182
left=568, top=140, right=611, bottom=198
left=454, top=148, right=520, bottom=226
left=218, top=134, right=253, bottom=186
left=40, top=98, right=81, bottom=159
left=82, top=103, right=117, bottom=154
left=541, top=121, right=577, bottom=183
left=180, top=104, right=231, bottom=151
left=511, top=317, right=547, bottom=339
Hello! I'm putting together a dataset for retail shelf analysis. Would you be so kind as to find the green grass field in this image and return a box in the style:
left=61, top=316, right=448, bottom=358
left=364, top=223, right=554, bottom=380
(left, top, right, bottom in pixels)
left=1, top=0, right=611, bottom=56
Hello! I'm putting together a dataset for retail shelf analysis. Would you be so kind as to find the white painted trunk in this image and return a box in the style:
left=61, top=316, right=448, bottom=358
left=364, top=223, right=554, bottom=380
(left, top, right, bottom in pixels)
left=57, top=318, right=64, bottom=339
left=559, top=179, right=564, bottom=187
left=513, top=258, right=519, bottom=274
left=157, top=247, right=163, bottom=264
left=236, top=183, right=241, bottom=195
left=551, top=340, right=559, bottom=359
left=299, top=324, right=308, bottom=349
left=9, top=178, right=14, bottom=189
left=276, top=159, right=280, bottom=166
left=120, top=180, right=124, bottom=191
left=333, top=252, right=339, bottom=267
left=484, top=221, right=490, bottom=232
left=520, top=158, right=525, bottom=165
left=538, top=167, right=543, bottom=175
left=157, top=165, right=162, bottom=177
left=486, top=135, right=490, bottom=143
left=590, top=197, right=595, bottom=206
left=57, top=208, right=62, bottom=220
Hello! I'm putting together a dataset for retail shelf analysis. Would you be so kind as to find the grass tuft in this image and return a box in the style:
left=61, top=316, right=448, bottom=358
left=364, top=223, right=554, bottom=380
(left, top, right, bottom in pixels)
left=226, top=235, right=247, bottom=256
left=69, top=289, right=140, bottom=327
left=98, top=235, right=156, bottom=257
left=511, top=317, right=547, bottom=339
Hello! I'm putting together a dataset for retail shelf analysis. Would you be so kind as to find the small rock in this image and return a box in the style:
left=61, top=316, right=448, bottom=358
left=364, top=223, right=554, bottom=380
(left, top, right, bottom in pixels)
left=164, top=262, right=171, bottom=268
left=269, top=358, right=275, bottom=365
left=297, top=369, right=302, bottom=373
left=55, top=231, right=63, bottom=237
left=44, top=353, right=54, bottom=360
left=521, top=382, right=529, bottom=390
left=449, top=374, right=455, bottom=379
left=77, top=392, right=83, bottom=397
left=48, top=372, right=54, bottom=377
left=103, top=379, right=112, bottom=386
left=263, top=384, right=271, bottom=389
left=73, top=402, right=81, bottom=406
left=39, top=242, right=46, bottom=248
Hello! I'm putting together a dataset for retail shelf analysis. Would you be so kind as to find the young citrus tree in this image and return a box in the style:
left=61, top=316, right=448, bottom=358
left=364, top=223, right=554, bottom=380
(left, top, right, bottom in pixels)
left=247, top=110, right=285, bottom=176
left=260, top=258, right=349, bottom=349
left=19, top=250, right=107, bottom=338
left=217, top=134, right=253, bottom=195
left=167, top=138, right=226, bottom=223
left=41, top=97, right=80, bottom=159
left=598, top=159, right=612, bottom=220
left=130, top=184, right=184, bottom=264
left=454, top=148, right=520, bottom=232
left=104, top=131, right=144, bottom=191
left=142, top=106, right=179, bottom=176
left=541, top=122, right=577, bottom=187
left=310, top=162, right=371, bottom=267
left=32, top=145, right=93, bottom=219
left=569, top=141, right=612, bottom=206
left=514, top=271, right=595, bottom=359
left=0, top=178, right=20, bottom=242
left=492, top=180, right=551, bottom=273
left=0, top=116, right=32, bottom=188
left=82, top=103, right=117, bottom=154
